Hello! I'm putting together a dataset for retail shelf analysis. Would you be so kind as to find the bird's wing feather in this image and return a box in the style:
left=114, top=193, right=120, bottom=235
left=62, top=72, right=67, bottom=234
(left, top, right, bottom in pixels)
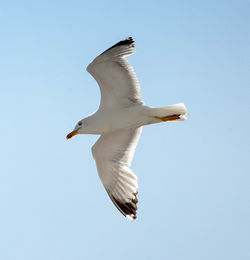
left=87, top=37, right=144, bottom=108
left=91, top=127, right=142, bottom=220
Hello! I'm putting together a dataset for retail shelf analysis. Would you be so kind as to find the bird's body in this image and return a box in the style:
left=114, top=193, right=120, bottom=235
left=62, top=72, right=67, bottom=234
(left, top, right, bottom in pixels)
left=77, top=104, right=186, bottom=135
left=77, top=105, right=147, bottom=134
left=67, top=37, right=187, bottom=220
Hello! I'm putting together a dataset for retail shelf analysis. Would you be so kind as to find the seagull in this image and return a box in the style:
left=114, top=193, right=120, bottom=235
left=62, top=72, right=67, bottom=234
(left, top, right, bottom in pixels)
left=66, top=37, right=187, bottom=220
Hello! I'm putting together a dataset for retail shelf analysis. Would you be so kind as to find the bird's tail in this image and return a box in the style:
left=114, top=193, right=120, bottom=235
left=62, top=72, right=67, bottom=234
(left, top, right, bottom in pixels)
left=151, top=103, right=187, bottom=122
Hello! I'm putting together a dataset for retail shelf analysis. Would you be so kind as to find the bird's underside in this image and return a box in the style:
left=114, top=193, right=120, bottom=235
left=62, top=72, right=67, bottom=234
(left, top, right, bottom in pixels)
left=67, top=37, right=187, bottom=220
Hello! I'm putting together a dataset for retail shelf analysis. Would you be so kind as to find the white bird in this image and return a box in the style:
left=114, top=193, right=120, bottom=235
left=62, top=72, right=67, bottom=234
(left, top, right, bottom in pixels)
left=66, top=37, right=187, bottom=220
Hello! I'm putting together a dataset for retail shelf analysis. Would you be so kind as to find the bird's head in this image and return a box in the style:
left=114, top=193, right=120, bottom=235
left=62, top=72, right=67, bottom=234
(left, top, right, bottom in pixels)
left=66, top=120, right=84, bottom=139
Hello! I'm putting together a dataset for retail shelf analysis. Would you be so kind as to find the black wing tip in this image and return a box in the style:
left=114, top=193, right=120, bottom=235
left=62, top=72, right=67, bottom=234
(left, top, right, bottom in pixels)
left=119, top=37, right=134, bottom=46
left=103, top=37, right=135, bottom=54
left=110, top=192, right=138, bottom=220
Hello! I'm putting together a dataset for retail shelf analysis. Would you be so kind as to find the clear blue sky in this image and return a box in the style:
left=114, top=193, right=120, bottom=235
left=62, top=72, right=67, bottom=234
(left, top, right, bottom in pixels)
left=1, top=0, right=249, bottom=259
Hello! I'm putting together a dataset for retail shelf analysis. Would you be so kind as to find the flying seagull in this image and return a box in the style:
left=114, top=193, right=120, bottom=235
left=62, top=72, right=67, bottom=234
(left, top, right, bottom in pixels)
left=66, top=37, right=187, bottom=220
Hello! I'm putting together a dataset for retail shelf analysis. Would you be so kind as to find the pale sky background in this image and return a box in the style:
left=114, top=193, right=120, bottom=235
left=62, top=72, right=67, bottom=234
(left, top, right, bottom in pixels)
left=0, top=0, right=249, bottom=259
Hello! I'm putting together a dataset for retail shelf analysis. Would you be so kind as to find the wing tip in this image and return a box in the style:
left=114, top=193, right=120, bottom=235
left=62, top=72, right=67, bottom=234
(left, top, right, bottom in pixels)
left=111, top=36, right=134, bottom=48
left=126, top=214, right=136, bottom=221
left=118, top=37, right=134, bottom=47
left=109, top=191, right=138, bottom=220
left=102, top=37, right=135, bottom=55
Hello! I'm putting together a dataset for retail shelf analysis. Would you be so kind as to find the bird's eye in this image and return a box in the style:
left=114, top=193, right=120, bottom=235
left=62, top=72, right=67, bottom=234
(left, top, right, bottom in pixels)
left=78, top=122, right=82, bottom=126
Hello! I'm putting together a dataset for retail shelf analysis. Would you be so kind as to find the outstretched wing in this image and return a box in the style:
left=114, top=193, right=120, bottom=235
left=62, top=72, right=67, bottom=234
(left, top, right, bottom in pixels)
left=87, top=37, right=144, bottom=108
left=91, top=127, right=142, bottom=220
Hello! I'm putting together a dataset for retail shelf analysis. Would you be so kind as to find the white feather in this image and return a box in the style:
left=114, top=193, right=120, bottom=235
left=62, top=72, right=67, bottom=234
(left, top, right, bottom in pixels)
left=92, top=127, right=142, bottom=219
left=87, top=37, right=144, bottom=108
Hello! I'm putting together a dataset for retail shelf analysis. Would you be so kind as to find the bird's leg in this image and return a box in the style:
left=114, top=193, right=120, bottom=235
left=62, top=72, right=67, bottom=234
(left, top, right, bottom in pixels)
left=154, top=114, right=181, bottom=121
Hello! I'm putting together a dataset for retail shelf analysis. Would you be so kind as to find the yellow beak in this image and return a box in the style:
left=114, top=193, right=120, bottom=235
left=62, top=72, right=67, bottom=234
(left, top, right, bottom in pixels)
left=66, top=129, right=78, bottom=139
